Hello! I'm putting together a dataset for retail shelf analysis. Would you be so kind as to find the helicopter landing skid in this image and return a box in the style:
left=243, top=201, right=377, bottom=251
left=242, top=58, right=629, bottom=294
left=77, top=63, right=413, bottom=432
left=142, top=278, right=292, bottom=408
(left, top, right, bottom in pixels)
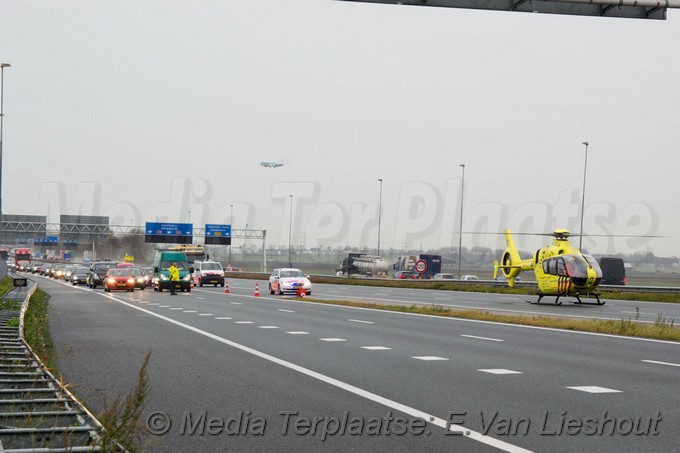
left=573, top=293, right=605, bottom=306
left=530, top=294, right=563, bottom=305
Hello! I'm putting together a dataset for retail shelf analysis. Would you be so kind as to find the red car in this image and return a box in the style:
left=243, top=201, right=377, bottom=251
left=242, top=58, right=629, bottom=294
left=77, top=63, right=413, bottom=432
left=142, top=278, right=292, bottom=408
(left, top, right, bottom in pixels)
left=103, top=269, right=135, bottom=292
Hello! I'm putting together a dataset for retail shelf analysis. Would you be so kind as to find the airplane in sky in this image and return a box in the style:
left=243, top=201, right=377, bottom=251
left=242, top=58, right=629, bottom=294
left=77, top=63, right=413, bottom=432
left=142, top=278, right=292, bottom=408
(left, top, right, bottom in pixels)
left=259, top=160, right=287, bottom=168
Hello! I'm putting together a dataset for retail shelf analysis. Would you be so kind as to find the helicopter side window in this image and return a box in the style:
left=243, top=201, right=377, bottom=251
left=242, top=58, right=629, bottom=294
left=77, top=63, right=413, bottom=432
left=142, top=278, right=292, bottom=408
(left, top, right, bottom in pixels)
left=557, top=258, right=567, bottom=276
left=543, top=260, right=549, bottom=274
left=547, top=258, right=558, bottom=276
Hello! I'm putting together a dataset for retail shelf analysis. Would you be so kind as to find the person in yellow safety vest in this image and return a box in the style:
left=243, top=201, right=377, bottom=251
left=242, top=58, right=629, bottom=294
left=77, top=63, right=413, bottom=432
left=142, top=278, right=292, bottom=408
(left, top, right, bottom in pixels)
left=168, top=263, right=180, bottom=295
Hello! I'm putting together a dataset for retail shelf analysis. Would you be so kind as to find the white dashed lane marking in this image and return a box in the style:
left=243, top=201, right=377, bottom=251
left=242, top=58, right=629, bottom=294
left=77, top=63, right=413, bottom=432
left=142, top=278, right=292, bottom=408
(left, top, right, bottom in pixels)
left=348, top=319, right=374, bottom=325
left=183, top=310, right=197, bottom=313
left=567, top=386, right=622, bottom=394
left=158, top=305, right=170, bottom=308
left=286, top=331, right=310, bottom=335
left=461, top=335, right=504, bottom=342
left=413, top=356, right=449, bottom=361
left=215, top=317, right=232, bottom=320
left=230, top=302, right=243, bottom=305
left=278, top=309, right=296, bottom=313
left=198, top=313, right=214, bottom=316
left=361, top=346, right=391, bottom=351
left=479, top=369, right=523, bottom=375
left=235, top=321, right=254, bottom=324
left=642, top=360, right=680, bottom=368
left=258, top=326, right=279, bottom=329
left=170, top=308, right=183, bottom=310
left=320, top=338, right=346, bottom=342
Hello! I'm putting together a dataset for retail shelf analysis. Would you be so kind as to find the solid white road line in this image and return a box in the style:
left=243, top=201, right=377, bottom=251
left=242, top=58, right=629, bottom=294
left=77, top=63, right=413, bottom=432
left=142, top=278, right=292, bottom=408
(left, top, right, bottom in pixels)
left=641, top=359, right=680, bottom=368
left=461, top=334, right=504, bottom=342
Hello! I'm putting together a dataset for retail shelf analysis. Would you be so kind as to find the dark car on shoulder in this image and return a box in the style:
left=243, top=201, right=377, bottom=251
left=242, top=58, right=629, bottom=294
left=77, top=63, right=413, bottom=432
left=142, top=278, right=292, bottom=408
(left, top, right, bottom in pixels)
left=70, top=266, right=90, bottom=286
left=141, top=267, right=154, bottom=287
left=127, top=266, right=147, bottom=290
left=87, top=261, right=118, bottom=289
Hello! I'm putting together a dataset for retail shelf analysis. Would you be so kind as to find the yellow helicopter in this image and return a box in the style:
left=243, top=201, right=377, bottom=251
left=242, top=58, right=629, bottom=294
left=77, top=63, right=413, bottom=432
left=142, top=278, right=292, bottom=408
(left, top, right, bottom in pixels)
left=493, top=229, right=604, bottom=305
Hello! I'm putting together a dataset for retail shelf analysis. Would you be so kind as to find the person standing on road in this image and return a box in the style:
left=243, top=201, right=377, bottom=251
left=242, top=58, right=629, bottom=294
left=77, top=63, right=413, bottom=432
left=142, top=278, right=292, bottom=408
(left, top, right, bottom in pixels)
left=169, top=263, right=180, bottom=295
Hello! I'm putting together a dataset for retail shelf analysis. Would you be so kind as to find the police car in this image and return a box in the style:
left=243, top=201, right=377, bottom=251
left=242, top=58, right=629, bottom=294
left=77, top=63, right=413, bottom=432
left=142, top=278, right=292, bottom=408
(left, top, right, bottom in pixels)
left=268, top=268, right=312, bottom=295
left=193, top=260, right=225, bottom=287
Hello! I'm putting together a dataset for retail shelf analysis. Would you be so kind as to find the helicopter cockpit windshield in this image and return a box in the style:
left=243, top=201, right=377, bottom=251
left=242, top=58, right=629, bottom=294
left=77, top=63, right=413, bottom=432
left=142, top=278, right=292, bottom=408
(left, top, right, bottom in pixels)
left=582, top=254, right=603, bottom=278
left=562, top=255, right=588, bottom=278
left=543, top=254, right=592, bottom=279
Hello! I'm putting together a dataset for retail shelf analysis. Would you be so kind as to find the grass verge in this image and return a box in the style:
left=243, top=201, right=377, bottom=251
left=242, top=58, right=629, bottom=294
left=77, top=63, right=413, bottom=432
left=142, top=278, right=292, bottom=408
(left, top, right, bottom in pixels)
left=301, top=298, right=680, bottom=342
left=22, top=288, right=57, bottom=371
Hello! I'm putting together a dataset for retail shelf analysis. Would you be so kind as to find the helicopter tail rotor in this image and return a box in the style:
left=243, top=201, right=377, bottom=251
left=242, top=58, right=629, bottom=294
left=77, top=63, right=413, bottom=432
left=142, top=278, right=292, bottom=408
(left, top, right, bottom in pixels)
left=495, top=229, right=530, bottom=287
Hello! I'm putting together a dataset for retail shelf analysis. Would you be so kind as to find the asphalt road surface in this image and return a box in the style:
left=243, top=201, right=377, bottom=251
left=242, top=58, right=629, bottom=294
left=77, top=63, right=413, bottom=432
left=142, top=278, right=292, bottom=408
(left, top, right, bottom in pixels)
left=35, top=275, right=680, bottom=452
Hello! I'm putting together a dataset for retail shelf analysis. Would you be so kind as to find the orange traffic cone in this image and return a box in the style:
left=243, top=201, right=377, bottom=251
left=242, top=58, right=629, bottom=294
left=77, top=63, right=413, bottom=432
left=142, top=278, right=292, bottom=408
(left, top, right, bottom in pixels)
left=253, top=283, right=260, bottom=297
left=297, top=288, right=306, bottom=298
left=224, top=281, right=230, bottom=294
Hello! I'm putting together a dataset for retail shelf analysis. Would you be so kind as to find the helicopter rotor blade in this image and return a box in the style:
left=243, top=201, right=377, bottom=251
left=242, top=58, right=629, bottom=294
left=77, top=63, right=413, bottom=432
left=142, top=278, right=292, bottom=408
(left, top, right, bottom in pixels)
left=459, top=231, right=664, bottom=238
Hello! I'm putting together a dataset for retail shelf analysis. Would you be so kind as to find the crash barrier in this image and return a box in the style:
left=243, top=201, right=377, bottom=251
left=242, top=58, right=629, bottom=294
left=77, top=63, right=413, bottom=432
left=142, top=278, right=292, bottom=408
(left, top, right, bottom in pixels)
left=0, top=275, right=120, bottom=451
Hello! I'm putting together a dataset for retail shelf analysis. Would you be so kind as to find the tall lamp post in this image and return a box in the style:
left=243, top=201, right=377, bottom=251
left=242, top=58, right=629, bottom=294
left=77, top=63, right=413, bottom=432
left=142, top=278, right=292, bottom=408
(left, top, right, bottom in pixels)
left=579, top=141, right=589, bottom=251
left=288, top=195, right=293, bottom=267
left=458, top=164, right=465, bottom=280
left=229, top=204, right=234, bottom=267
left=377, top=178, right=383, bottom=256
left=0, top=63, right=11, bottom=245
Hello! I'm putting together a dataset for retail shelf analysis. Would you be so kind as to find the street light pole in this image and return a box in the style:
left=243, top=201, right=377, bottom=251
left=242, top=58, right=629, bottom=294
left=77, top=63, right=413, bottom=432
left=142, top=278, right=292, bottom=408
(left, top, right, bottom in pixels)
left=229, top=204, right=234, bottom=267
left=0, top=63, right=11, bottom=246
left=377, top=178, right=383, bottom=256
left=579, top=141, right=589, bottom=251
left=288, top=195, right=293, bottom=267
left=458, top=164, right=465, bottom=280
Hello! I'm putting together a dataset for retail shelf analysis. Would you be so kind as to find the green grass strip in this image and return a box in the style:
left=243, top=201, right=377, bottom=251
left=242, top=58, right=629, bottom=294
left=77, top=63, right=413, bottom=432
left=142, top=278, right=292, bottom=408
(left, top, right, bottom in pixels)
left=22, top=288, right=57, bottom=371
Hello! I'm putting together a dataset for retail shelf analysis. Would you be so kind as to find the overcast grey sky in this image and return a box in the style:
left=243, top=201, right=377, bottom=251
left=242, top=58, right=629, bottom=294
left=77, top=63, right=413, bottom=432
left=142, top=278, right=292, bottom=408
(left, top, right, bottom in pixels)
left=2, top=0, right=679, bottom=256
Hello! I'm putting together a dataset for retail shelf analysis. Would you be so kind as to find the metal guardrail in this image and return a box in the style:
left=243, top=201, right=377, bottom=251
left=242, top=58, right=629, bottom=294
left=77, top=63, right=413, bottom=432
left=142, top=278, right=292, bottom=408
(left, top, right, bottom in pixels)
left=0, top=275, right=112, bottom=452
